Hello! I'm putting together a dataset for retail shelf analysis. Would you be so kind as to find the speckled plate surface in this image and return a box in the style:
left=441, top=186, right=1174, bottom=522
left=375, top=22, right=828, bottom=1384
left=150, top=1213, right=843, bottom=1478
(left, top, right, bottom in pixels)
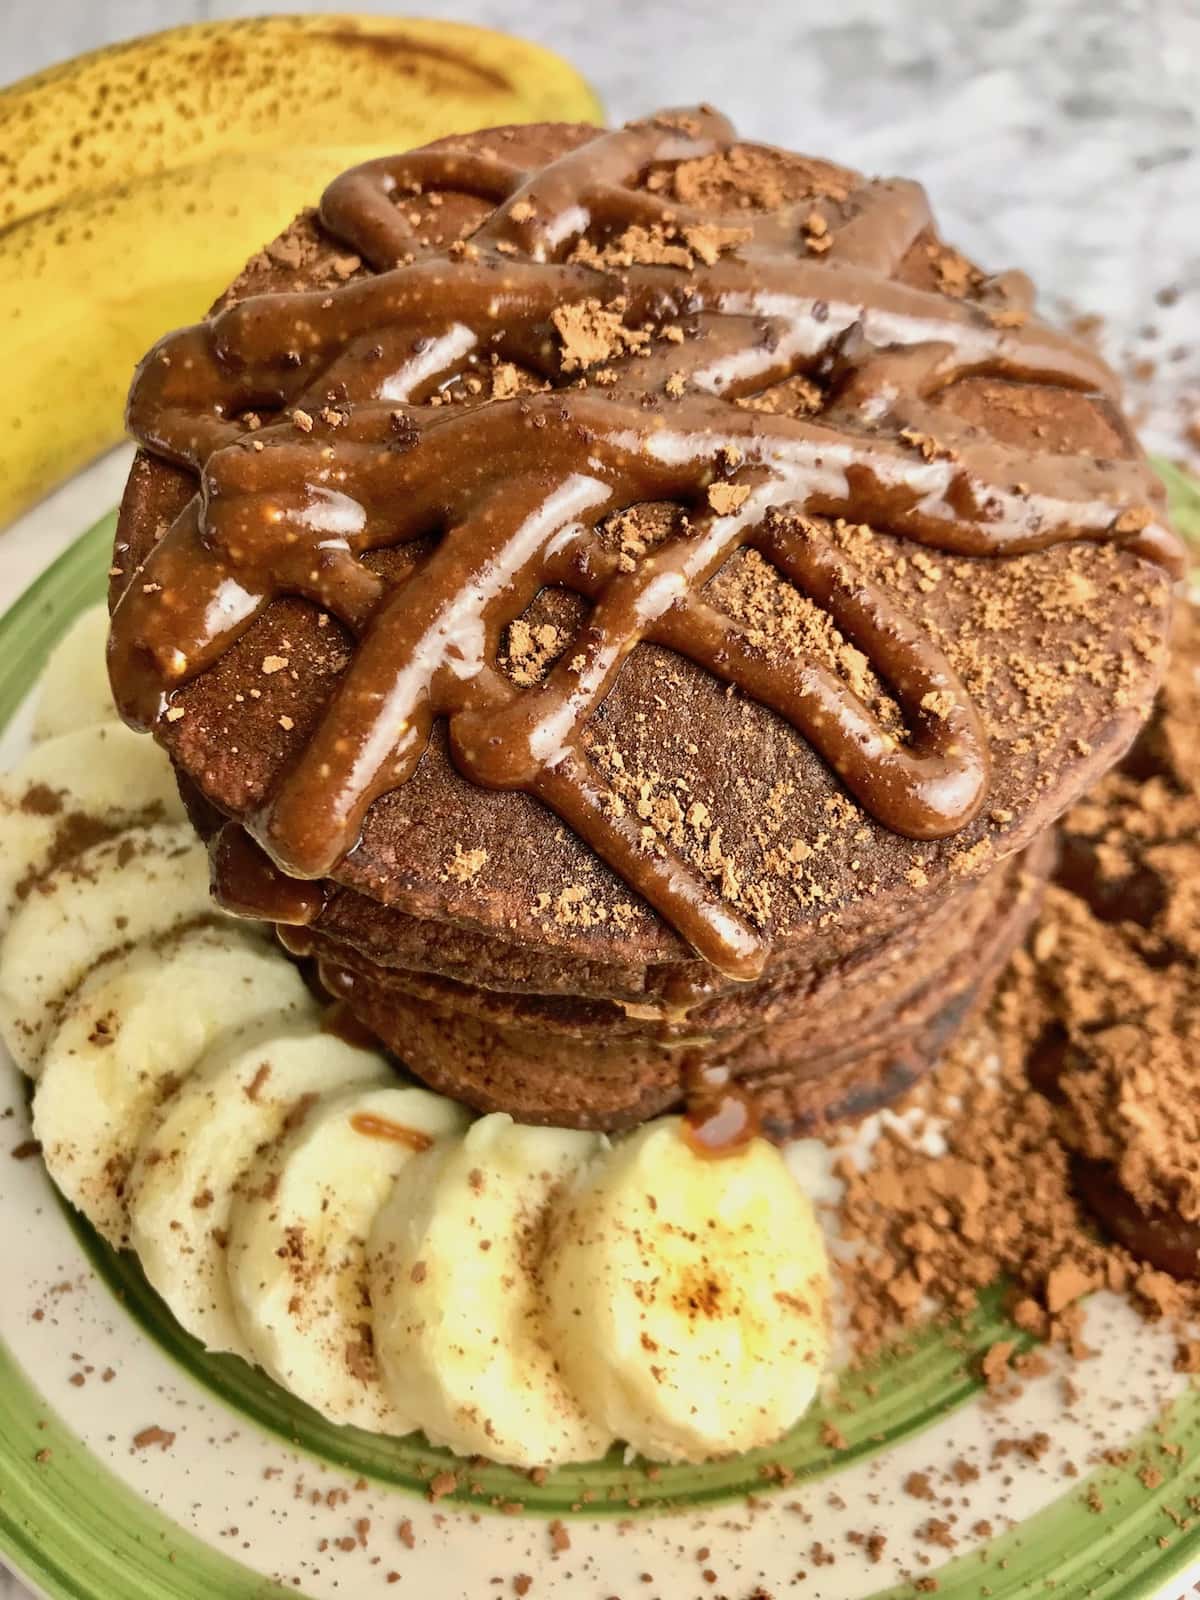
left=2, top=461, right=1200, bottom=1600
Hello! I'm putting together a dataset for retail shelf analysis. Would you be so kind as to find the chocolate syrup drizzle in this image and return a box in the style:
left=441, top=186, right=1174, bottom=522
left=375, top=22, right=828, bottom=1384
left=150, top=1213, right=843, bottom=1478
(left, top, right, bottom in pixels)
left=109, top=107, right=1181, bottom=981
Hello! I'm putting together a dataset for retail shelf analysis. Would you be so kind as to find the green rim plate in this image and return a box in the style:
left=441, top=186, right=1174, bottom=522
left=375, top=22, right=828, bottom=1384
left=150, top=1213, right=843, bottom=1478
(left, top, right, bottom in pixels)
left=0, top=479, right=1198, bottom=1598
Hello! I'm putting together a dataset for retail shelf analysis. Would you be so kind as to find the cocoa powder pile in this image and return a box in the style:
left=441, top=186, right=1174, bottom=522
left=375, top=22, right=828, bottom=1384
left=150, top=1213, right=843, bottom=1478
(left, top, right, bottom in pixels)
left=837, top=601, right=1200, bottom=1360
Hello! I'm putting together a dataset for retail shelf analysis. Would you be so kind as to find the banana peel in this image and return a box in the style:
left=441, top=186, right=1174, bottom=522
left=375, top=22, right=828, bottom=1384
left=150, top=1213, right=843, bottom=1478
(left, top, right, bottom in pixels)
left=4, top=145, right=394, bottom=521
left=0, top=15, right=602, bottom=527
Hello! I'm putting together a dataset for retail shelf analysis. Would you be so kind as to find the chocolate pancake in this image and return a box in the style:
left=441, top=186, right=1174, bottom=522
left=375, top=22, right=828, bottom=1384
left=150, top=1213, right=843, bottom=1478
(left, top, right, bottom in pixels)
left=306, top=835, right=1050, bottom=1131
left=108, top=108, right=1180, bottom=1132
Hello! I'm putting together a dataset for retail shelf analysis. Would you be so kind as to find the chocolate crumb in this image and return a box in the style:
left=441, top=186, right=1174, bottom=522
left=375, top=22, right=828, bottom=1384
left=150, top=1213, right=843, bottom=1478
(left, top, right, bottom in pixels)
left=132, top=1426, right=175, bottom=1451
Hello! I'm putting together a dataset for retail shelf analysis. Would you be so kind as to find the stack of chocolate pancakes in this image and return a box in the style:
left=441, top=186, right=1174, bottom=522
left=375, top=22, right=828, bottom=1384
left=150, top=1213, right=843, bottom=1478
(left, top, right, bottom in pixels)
left=108, top=108, right=1181, bottom=1138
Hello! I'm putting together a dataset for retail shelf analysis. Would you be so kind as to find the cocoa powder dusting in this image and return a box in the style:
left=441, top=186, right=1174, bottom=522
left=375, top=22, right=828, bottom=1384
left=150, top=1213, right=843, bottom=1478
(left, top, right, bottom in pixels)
left=838, top=602, right=1200, bottom=1356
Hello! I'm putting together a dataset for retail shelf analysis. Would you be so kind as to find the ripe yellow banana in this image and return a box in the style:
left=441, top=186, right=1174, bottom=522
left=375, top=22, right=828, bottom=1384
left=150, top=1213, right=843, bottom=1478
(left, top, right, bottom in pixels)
left=0, top=16, right=601, bottom=528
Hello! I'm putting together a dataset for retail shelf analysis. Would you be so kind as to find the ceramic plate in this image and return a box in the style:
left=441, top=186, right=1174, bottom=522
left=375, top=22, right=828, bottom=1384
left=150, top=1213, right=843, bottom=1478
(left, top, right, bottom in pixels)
left=2, top=465, right=1200, bottom=1600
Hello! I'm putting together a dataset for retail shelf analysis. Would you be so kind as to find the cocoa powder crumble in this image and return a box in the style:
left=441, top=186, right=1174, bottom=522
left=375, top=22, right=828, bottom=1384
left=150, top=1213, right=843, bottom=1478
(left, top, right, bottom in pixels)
left=445, top=844, right=489, bottom=884
left=550, top=298, right=649, bottom=373
left=131, top=1425, right=176, bottom=1451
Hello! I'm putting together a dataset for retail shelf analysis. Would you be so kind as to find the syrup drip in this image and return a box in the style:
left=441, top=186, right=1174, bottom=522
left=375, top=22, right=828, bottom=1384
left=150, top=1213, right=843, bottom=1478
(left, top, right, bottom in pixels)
left=209, top=822, right=326, bottom=926
left=682, top=1087, right=762, bottom=1158
left=348, top=1111, right=434, bottom=1151
left=682, top=1063, right=762, bottom=1156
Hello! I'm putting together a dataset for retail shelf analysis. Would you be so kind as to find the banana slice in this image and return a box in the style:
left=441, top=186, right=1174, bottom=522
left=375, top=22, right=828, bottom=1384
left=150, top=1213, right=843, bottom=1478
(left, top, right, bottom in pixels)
left=32, top=606, right=118, bottom=742
left=33, top=924, right=308, bottom=1247
left=369, top=1113, right=611, bottom=1468
left=0, top=823, right=214, bottom=1075
left=228, top=1083, right=468, bottom=1432
left=126, top=1019, right=389, bottom=1359
left=0, top=721, right=184, bottom=932
left=541, top=1119, right=831, bottom=1464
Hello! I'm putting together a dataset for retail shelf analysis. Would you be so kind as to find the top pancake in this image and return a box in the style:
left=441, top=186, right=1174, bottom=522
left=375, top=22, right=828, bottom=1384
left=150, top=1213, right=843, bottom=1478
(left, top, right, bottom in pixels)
left=111, top=116, right=1175, bottom=976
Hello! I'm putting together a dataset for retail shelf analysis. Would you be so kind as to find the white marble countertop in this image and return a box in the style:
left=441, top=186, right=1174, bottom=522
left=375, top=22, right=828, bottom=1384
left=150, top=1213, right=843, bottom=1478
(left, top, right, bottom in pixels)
left=0, top=3, right=1197, bottom=1595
